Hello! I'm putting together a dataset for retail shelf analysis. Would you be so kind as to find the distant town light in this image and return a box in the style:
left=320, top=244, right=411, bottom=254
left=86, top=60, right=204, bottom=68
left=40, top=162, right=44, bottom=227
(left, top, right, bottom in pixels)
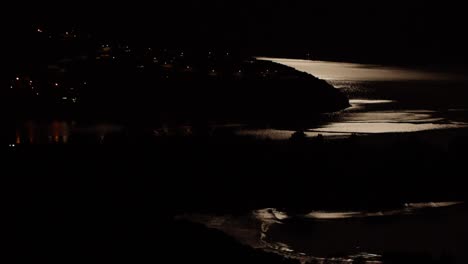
left=36, top=92, right=40, bottom=96
left=62, top=97, right=68, bottom=100
left=37, top=28, right=43, bottom=33
left=9, top=144, right=15, bottom=148
left=55, top=83, right=59, bottom=86
left=10, top=85, right=13, bottom=89
left=16, top=77, right=20, bottom=81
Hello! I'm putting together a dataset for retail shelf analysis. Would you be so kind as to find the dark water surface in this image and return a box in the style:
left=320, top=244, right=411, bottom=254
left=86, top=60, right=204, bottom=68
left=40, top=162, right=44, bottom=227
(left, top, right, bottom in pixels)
left=181, top=59, right=468, bottom=263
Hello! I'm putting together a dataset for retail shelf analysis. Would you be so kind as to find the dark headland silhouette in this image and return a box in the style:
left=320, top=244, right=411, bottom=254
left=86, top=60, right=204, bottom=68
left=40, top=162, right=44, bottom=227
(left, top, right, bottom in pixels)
left=4, top=26, right=349, bottom=122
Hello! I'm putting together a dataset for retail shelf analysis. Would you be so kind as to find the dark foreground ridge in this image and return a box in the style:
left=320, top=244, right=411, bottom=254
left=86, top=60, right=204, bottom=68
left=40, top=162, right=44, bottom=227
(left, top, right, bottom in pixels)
left=14, top=214, right=298, bottom=264
left=7, top=133, right=468, bottom=263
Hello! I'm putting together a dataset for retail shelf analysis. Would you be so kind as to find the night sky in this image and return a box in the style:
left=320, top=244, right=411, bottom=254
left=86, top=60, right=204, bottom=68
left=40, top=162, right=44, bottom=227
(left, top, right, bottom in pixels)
left=6, top=1, right=468, bottom=64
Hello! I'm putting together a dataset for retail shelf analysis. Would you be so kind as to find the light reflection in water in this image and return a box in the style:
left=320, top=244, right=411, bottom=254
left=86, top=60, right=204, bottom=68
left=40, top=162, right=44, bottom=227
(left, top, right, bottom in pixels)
left=312, top=99, right=468, bottom=133
left=257, top=58, right=465, bottom=82
left=13, top=121, right=123, bottom=144
left=48, top=121, right=70, bottom=143
left=310, top=121, right=467, bottom=134
left=305, top=201, right=464, bottom=219
left=347, top=99, right=395, bottom=111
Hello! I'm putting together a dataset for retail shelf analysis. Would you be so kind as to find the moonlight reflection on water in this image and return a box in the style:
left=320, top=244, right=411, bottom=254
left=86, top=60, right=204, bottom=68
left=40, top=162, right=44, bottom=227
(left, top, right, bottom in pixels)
left=257, top=58, right=465, bottom=82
